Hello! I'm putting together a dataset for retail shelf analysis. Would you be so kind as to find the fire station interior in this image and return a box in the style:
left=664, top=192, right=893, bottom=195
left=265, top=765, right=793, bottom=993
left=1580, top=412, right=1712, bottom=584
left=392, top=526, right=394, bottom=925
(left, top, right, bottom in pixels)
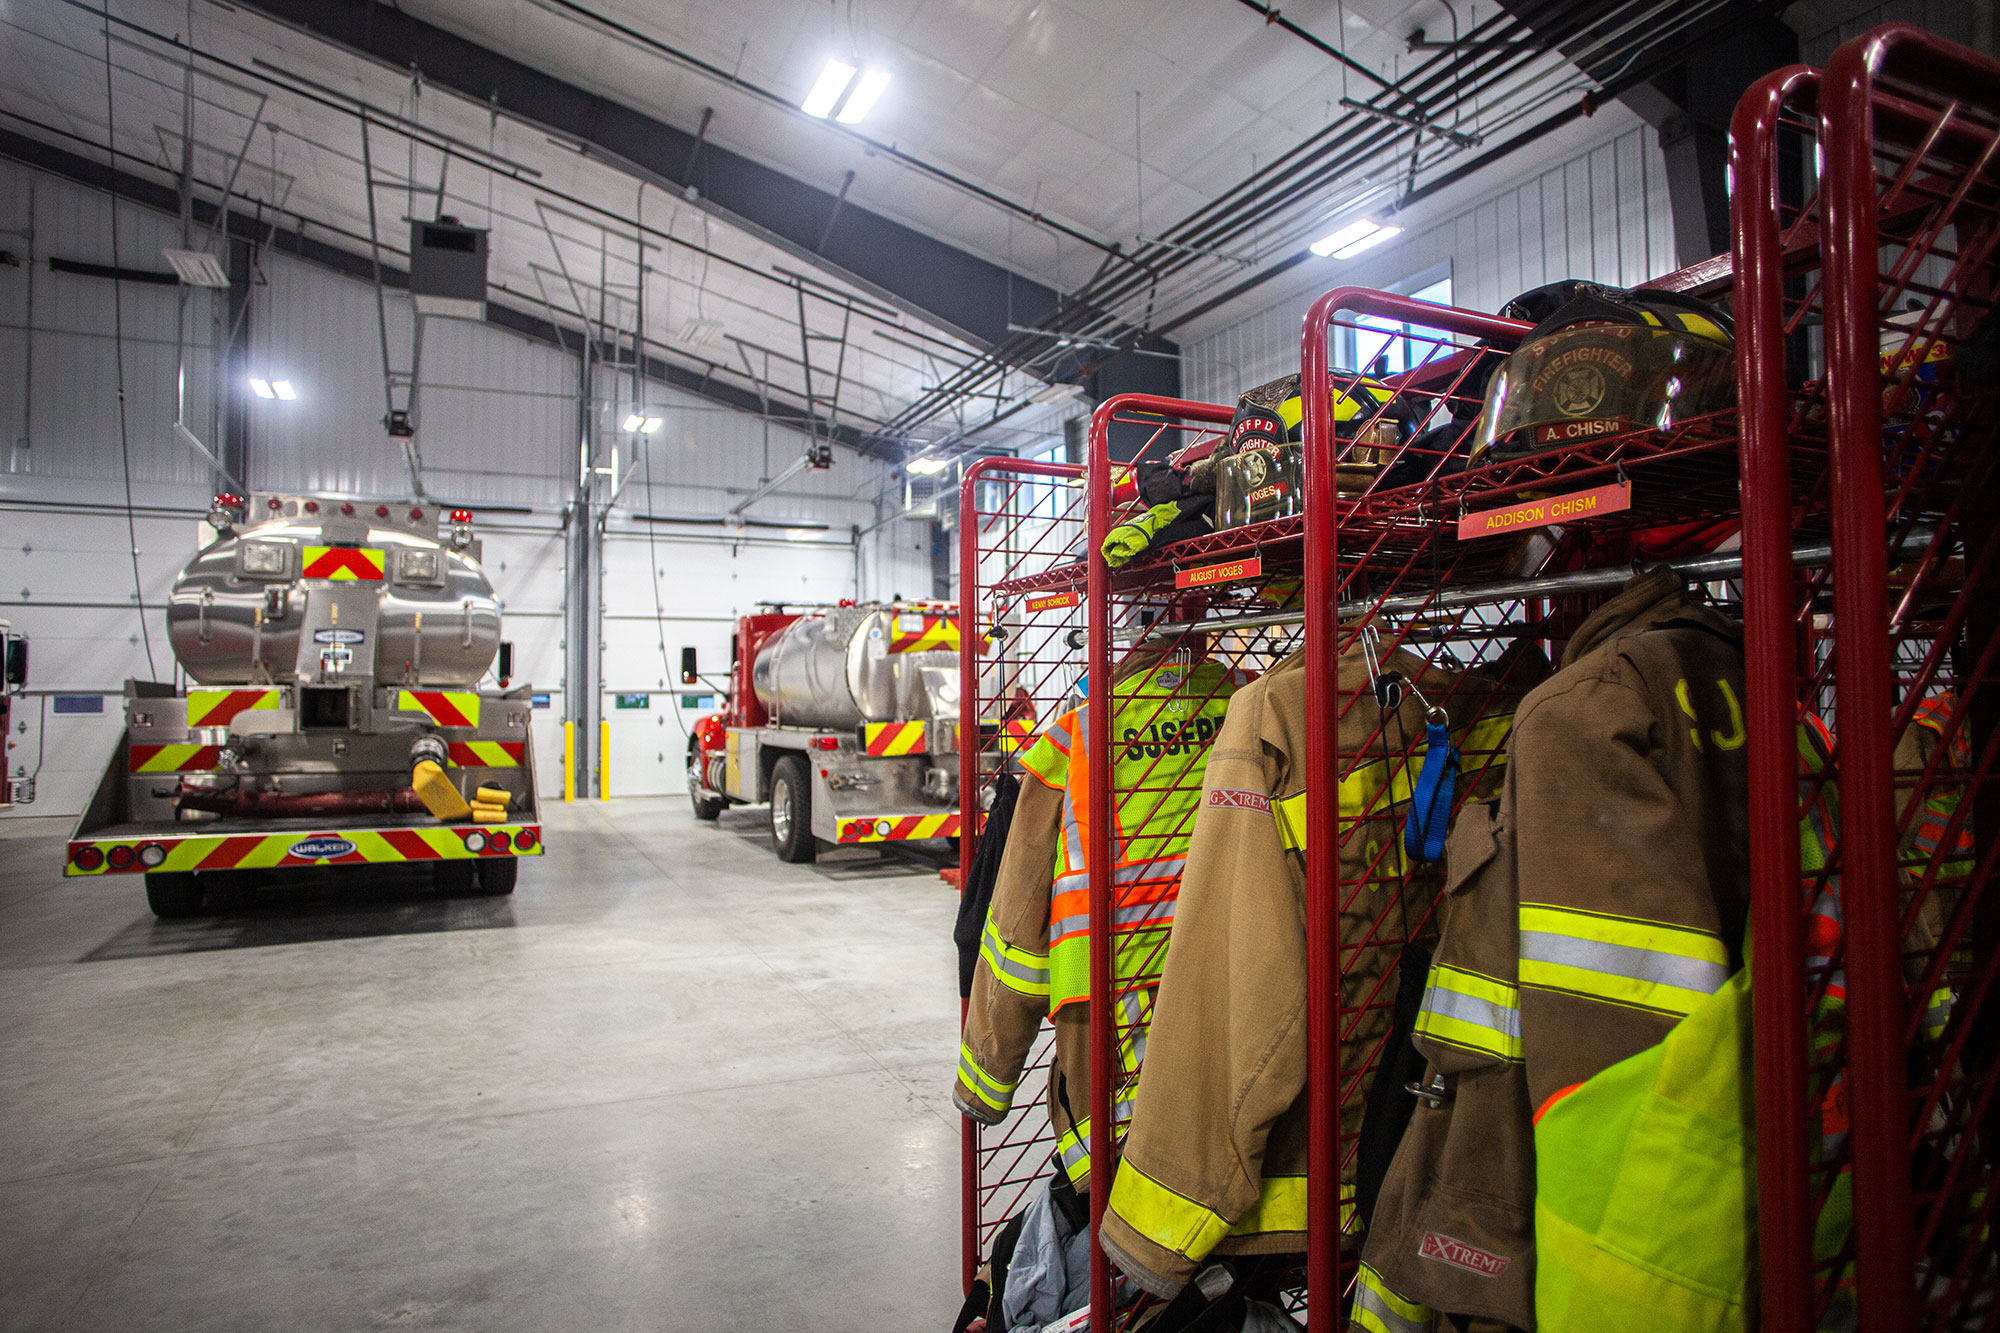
left=3, top=0, right=1998, bottom=1329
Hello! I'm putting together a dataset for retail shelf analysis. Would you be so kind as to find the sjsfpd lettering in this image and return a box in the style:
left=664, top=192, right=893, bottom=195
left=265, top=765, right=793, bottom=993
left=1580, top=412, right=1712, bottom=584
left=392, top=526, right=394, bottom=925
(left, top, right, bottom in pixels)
left=1122, top=715, right=1217, bottom=760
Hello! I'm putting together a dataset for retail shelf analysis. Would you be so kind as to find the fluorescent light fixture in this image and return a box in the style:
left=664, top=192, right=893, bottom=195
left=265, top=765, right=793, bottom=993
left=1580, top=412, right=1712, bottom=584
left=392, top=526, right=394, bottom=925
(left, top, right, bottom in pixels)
left=248, top=377, right=275, bottom=399
left=640, top=416, right=663, bottom=434
left=802, top=59, right=857, bottom=118
left=677, top=317, right=724, bottom=347
left=1309, top=218, right=1402, bottom=259
left=271, top=379, right=297, bottom=401
left=836, top=69, right=891, bottom=124
left=623, top=413, right=665, bottom=434
left=623, top=413, right=645, bottom=432
left=163, top=247, right=230, bottom=287
left=784, top=527, right=823, bottom=542
left=906, top=456, right=949, bottom=476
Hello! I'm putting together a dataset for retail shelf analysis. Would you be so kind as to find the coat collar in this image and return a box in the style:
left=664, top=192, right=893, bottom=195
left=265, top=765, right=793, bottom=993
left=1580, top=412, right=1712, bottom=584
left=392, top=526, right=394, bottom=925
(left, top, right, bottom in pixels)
left=1559, top=571, right=1738, bottom=669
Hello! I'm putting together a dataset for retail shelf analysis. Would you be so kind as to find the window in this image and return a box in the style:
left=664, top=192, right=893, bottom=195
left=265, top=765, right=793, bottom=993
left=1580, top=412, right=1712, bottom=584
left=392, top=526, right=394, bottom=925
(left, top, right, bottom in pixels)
left=1342, top=274, right=1454, bottom=375
left=1018, top=439, right=1069, bottom=522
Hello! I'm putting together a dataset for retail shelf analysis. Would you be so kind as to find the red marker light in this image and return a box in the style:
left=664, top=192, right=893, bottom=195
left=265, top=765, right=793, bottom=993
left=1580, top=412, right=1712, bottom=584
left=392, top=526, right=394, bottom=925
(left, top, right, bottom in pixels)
left=814, top=736, right=839, bottom=751
left=451, top=509, right=472, bottom=524
left=106, top=845, right=136, bottom=870
left=489, top=830, right=510, bottom=853
left=410, top=508, right=423, bottom=521
left=268, top=498, right=282, bottom=510
left=376, top=505, right=390, bottom=518
left=72, top=846, right=104, bottom=871
left=341, top=502, right=355, bottom=516
left=512, top=829, right=536, bottom=852
left=304, top=500, right=319, bottom=513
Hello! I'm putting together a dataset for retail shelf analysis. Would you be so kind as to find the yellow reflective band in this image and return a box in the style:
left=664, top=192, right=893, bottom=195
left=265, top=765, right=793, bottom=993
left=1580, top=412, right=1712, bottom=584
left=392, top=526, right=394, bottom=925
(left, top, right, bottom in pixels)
left=980, top=916, right=1050, bottom=998
left=1273, top=714, right=1513, bottom=852
left=1354, top=1263, right=1435, bottom=1333
left=1020, top=729, right=1070, bottom=789
left=1923, top=986, right=1953, bottom=1041
left=1519, top=903, right=1730, bottom=1017
left=1228, top=1174, right=1318, bottom=1237
left=1459, top=713, right=1514, bottom=761
left=1107, top=1163, right=1234, bottom=1259
left=1415, top=963, right=1524, bottom=1062
left=957, top=1044, right=1016, bottom=1112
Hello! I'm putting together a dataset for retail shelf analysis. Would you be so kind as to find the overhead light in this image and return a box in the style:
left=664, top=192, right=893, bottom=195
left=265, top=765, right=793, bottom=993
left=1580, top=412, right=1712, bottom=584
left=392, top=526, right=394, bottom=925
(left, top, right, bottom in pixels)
left=640, top=416, right=663, bottom=434
left=624, top=413, right=664, bottom=434
left=248, top=377, right=275, bottom=399
left=836, top=69, right=891, bottom=124
left=906, top=456, right=949, bottom=476
left=802, top=59, right=857, bottom=118
left=271, top=380, right=297, bottom=401
left=784, top=527, right=824, bottom=541
left=163, top=247, right=230, bottom=287
left=1309, top=218, right=1402, bottom=259
left=623, top=413, right=645, bottom=432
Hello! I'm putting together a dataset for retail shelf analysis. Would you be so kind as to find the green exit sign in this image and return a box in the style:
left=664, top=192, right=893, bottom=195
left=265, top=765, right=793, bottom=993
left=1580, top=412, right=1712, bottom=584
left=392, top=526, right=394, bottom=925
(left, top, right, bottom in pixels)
left=614, top=694, right=649, bottom=710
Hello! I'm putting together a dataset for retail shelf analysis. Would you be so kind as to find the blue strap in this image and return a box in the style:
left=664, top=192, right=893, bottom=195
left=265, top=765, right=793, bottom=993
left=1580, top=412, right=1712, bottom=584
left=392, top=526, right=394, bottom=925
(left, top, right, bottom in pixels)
left=1404, top=718, right=1459, bottom=864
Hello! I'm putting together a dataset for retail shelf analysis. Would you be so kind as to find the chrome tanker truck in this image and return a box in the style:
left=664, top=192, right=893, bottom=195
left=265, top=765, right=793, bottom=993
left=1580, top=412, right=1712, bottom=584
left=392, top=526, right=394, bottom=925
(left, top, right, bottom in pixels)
left=66, top=492, right=541, bottom=917
left=686, top=601, right=961, bottom=862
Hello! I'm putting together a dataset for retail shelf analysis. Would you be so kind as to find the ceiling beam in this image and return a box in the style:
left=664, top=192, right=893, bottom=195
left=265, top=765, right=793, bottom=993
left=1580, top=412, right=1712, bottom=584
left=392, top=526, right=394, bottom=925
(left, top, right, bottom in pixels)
left=0, top=125, right=883, bottom=456
left=229, top=0, right=1065, bottom=352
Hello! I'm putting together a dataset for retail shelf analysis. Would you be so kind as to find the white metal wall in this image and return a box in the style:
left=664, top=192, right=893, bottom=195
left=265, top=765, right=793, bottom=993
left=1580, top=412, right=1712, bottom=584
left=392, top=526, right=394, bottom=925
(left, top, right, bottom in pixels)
left=1181, top=119, right=1675, bottom=404
left=2, top=159, right=932, bottom=815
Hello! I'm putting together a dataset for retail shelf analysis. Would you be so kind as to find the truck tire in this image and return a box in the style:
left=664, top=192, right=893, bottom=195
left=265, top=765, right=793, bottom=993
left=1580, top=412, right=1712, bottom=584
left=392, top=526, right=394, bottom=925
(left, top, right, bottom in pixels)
left=769, top=754, right=817, bottom=863
left=434, top=860, right=479, bottom=895
left=144, top=871, right=206, bottom=918
left=475, top=857, right=518, bottom=896
left=688, top=740, right=726, bottom=821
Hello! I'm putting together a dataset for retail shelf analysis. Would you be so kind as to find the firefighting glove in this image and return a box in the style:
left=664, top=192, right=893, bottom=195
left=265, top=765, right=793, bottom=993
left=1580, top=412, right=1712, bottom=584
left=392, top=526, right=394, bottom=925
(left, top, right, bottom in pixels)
left=1100, top=495, right=1215, bottom=568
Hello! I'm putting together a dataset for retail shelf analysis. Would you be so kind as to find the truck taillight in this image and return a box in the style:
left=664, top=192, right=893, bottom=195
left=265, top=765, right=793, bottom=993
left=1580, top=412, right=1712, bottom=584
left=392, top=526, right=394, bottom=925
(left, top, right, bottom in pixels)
left=814, top=737, right=839, bottom=751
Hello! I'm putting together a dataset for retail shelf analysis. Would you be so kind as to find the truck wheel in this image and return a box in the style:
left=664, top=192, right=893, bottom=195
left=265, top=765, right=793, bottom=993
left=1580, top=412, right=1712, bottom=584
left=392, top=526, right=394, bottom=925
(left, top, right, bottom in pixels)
left=769, top=754, right=817, bottom=863
left=433, top=860, right=479, bottom=895
left=688, top=742, right=725, bottom=821
left=475, top=857, right=518, bottom=896
left=144, top=871, right=205, bottom=918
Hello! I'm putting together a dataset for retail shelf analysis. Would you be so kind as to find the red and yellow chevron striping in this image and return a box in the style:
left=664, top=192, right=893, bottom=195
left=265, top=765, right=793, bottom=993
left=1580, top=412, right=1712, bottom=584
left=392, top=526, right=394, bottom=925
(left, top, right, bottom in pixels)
left=447, top=741, right=525, bottom=767
left=186, top=688, right=282, bottom=727
left=887, top=615, right=961, bottom=654
left=837, top=812, right=961, bottom=843
left=301, top=545, right=387, bottom=580
left=129, top=744, right=224, bottom=773
left=397, top=690, right=481, bottom=727
left=863, top=721, right=927, bottom=757
left=66, top=824, right=544, bottom=876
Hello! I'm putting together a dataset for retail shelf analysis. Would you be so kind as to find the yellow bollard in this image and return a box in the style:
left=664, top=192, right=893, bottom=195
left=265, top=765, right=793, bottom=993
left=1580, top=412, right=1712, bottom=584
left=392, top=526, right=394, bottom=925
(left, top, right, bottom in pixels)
left=600, top=719, right=611, bottom=800
left=563, top=721, right=575, bottom=803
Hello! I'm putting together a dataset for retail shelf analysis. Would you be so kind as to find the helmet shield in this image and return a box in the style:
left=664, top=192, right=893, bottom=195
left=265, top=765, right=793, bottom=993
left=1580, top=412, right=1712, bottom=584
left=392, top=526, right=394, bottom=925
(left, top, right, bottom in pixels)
left=1479, top=323, right=1734, bottom=452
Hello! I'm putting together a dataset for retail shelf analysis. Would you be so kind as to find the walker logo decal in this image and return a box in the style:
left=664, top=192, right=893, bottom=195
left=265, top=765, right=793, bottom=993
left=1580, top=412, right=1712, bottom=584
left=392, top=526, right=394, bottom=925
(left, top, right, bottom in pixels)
left=1419, top=1232, right=1511, bottom=1278
left=288, top=837, right=357, bottom=861
left=300, top=546, right=386, bottom=581
left=1457, top=482, right=1631, bottom=541
left=312, top=628, right=366, bottom=645
left=1206, top=787, right=1271, bottom=813
left=1176, top=556, right=1263, bottom=589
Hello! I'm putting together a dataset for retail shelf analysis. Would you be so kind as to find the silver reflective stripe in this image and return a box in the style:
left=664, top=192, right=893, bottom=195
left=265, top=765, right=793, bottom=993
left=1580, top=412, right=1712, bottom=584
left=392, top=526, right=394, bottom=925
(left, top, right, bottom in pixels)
left=1051, top=901, right=1178, bottom=940
left=1062, top=794, right=1084, bottom=875
left=1419, top=983, right=1521, bottom=1041
left=981, top=917, right=1050, bottom=992
left=1118, top=990, right=1152, bottom=1070
left=1518, top=930, right=1730, bottom=996
left=958, top=1045, right=1015, bottom=1105
left=1353, top=1274, right=1433, bottom=1333
left=1053, top=856, right=1189, bottom=892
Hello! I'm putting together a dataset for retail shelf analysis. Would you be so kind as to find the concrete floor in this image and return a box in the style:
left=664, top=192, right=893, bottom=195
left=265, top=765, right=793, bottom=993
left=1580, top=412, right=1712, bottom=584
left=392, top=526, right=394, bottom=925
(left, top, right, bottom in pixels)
left=0, top=800, right=966, bottom=1330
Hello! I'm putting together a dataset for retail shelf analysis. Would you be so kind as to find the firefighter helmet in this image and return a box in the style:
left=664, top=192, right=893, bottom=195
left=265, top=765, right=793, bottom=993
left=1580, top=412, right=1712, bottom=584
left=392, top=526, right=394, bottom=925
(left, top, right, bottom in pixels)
left=1214, top=374, right=1402, bottom=527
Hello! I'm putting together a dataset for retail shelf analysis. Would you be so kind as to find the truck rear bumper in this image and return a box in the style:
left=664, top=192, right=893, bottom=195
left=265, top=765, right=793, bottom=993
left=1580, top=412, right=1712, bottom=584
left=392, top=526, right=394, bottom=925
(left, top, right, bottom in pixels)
left=833, top=812, right=960, bottom=844
left=65, top=819, right=543, bottom=876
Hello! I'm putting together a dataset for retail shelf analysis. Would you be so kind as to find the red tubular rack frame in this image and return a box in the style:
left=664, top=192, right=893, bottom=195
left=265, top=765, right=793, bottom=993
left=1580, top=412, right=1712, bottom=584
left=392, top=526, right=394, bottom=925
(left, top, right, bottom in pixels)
left=1821, top=26, right=2000, bottom=1333
left=1731, top=62, right=1825, bottom=1333
left=958, top=454, right=1091, bottom=1295
left=1085, top=393, right=1239, bottom=1327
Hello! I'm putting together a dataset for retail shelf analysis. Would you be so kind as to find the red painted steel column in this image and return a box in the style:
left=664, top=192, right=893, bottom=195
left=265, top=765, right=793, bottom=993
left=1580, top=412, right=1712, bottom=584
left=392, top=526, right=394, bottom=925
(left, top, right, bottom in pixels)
left=1729, top=64, right=1821, bottom=1333
left=1821, top=30, right=1914, bottom=1333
